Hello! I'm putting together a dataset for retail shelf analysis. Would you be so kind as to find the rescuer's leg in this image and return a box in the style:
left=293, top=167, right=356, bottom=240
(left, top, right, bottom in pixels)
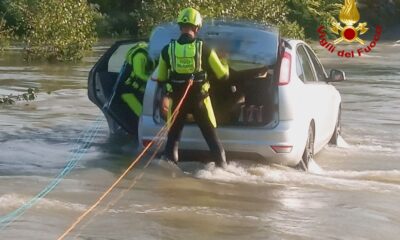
left=194, top=99, right=227, bottom=168
left=163, top=100, right=186, bottom=164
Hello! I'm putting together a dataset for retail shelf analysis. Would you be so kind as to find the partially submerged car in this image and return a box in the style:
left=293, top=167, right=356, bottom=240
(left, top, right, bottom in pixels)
left=88, top=20, right=345, bottom=170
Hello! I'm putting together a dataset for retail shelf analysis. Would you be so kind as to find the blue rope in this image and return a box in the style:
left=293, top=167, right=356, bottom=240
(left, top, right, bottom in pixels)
left=0, top=115, right=105, bottom=230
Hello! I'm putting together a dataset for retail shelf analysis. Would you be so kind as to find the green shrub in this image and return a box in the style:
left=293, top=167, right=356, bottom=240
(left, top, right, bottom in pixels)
left=94, top=12, right=137, bottom=38
left=88, top=0, right=140, bottom=37
left=132, top=0, right=305, bottom=39
left=287, top=0, right=342, bottom=39
left=279, top=21, right=305, bottom=40
left=9, top=0, right=97, bottom=61
left=93, top=12, right=114, bottom=37
left=0, top=18, right=13, bottom=51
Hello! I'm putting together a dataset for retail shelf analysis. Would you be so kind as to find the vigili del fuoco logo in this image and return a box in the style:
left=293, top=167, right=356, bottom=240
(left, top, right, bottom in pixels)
left=317, top=0, right=382, bottom=58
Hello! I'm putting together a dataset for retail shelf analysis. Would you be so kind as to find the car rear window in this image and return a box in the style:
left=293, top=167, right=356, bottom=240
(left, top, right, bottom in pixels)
left=149, top=20, right=279, bottom=71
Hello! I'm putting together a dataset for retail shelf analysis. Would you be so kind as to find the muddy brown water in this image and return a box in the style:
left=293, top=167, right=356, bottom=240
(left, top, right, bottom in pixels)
left=0, top=42, right=399, bottom=240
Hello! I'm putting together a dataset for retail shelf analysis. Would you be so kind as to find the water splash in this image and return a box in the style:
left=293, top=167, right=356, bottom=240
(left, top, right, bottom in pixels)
left=307, top=159, right=324, bottom=175
left=194, top=161, right=400, bottom=193
left=326, top=135, right=397, bottom=153
left=0, top=194, right=86, bottom=212
left=336, top=135, right=350, bottom=148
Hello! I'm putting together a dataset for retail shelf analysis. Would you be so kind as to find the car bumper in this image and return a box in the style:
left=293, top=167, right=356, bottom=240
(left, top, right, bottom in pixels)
left=140, top=116, right=307, bottom=167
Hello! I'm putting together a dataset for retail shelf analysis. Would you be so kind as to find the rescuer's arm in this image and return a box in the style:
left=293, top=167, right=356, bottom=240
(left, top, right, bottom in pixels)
left=132, top=52, right=150, bottom=82
left=157, top=46, right=171, bottom=82
left=157, top=54, right=169, bottom=82
left=156, top=46, right=172, bottom=118
left=208, top=49, right=229, bottom=80
left=157, top=54, right=173, bottom=94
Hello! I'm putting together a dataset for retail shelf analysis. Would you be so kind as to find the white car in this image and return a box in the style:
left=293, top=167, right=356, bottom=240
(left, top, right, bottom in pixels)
left=89, top=21, right=345, bottom=170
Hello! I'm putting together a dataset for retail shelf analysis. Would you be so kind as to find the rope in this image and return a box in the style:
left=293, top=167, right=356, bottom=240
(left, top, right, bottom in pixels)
left=0, top=115, right=105, bottom=231
left=72, top=123, right=168, bottom=240
left=58, top=80, right=193, bottom=240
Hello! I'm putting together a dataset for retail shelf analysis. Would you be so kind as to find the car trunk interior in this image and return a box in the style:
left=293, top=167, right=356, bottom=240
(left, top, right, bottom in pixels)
left=154, top=61, right=279, bottom=127
left=211, top=64, right=278, bottom=126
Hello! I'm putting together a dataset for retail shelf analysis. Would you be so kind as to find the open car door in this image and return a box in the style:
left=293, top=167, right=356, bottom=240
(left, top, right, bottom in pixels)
left=88, top=40, right=145, bottom=136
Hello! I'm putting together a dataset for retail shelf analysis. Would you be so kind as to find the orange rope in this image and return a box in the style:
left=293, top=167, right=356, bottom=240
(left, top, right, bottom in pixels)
left=58, top=80, right=193, bottom=240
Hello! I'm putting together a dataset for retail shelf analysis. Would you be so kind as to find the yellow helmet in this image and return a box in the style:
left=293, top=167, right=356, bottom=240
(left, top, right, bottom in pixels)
left=177, top=7, right=202, bottom=27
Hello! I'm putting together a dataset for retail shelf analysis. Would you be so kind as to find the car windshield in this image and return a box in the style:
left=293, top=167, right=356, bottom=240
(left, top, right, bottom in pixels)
left=149, top=20, right=279, bottom=71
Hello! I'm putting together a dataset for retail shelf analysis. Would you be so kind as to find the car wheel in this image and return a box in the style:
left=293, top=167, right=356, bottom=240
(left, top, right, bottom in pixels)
left=296, top=125, right=314, bottom=171
left=329, top=107, right=341, bottom=145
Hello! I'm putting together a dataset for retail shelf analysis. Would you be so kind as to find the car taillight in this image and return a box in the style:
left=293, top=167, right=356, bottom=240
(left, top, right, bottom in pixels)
left=277, top=52, right=292, bottom=86
left=271, top=145, right=293, bottom=153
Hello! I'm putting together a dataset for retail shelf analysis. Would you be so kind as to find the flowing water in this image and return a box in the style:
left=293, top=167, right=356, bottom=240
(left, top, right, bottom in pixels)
left=0, top=42, right=399, bottom=240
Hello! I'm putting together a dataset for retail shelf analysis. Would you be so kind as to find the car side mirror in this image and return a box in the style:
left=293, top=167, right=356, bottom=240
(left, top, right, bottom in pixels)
left=328, top=69, right=346, bottom=82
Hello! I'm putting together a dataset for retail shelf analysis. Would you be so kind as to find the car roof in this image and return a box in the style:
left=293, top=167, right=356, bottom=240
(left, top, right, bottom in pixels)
left=155, top=19, right=278, bottom=32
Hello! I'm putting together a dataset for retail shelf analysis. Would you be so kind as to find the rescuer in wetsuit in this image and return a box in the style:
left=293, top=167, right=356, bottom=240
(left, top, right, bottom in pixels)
left=157, top=7, right=229, bottom=168
left=120, top=42, right=154, bottom=118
